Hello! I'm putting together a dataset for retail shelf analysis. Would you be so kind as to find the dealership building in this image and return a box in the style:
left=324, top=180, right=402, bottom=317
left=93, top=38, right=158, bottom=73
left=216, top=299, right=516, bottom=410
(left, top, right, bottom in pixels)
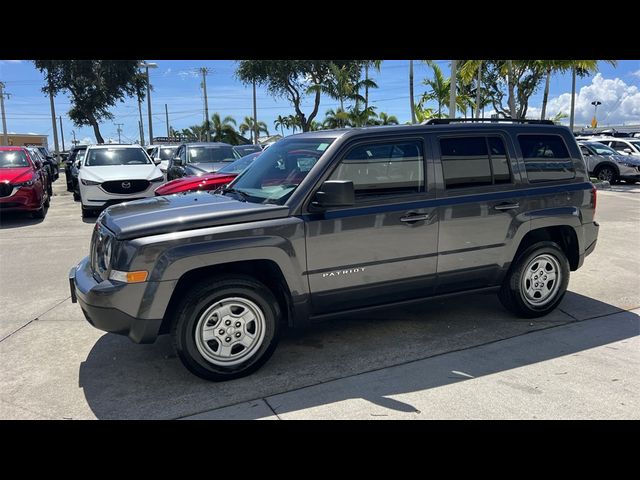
left=1, top=133, right=49, bottom=147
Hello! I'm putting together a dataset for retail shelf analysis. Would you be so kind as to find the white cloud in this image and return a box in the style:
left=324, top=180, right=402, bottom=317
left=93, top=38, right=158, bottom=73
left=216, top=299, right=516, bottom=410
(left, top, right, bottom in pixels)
left=80, top=137, right=94, bottom=145
left=632, top=69, right=640, bottom=79
left=177, top=70, right=199, bottom=80
left=163, top=68, right=172, bottom=77
left=0, top=60, right=22, bottom=64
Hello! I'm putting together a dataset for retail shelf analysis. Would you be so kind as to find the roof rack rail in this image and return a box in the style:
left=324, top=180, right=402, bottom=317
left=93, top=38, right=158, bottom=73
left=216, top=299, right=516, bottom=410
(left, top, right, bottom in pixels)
left=422, top=118, right=555, bottom=125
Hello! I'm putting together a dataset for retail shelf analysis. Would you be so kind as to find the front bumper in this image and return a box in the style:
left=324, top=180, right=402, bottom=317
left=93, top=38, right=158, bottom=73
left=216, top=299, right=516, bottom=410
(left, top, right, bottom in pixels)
left=80, top=181, right=162, bottom=207
left=69, top=256, right=163, bottom=343
left=0, top=186, right=42, bottom=211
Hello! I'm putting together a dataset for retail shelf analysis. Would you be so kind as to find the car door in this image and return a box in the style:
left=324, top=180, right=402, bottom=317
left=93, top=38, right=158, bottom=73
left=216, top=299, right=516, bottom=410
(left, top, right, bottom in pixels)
left=434, top=133, right=525, bottom=293
left=304, top=136, right=438, bottom=315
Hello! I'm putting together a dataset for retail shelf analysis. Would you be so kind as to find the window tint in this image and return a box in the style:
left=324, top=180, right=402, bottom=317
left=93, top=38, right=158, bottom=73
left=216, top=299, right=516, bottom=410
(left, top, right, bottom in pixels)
left=329, top=140, right=424, bottom=200
left=440, top=136, right=511, bottom=189
left=580, top=146, right=591, bottom=156
left=518, top=135, right=574, bottom=182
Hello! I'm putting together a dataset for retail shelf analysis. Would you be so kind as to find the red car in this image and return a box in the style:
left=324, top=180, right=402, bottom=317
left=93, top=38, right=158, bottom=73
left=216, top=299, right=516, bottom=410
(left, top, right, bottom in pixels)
left=155, top=152, right=260, bottom=196
left=0, top=146, right=50, bottom=218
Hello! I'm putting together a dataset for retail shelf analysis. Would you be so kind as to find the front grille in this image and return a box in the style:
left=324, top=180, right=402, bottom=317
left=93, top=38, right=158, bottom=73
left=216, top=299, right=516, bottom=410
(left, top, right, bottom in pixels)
left=0, top=202, right=20, bottom=208
left=0, top=183, right=12, bottom=197
left=101, top=179, right=150, bottom=194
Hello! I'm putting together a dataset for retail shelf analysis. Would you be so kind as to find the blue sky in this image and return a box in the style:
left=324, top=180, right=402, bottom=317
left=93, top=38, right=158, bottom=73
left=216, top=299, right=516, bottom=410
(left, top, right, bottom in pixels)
left=0, top=59, right=638, bottom=148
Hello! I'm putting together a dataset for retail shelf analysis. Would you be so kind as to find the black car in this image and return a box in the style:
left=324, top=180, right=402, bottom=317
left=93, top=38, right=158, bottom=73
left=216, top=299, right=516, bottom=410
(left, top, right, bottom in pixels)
left=65, top=145, right=88, bottom=192
left=36, top=146, right=59, bottom=180
left=71, top=119, right=599, bottom=381
left=233, top=144, right=263, bottom=156
left=166, top=142, right=240, bottom=181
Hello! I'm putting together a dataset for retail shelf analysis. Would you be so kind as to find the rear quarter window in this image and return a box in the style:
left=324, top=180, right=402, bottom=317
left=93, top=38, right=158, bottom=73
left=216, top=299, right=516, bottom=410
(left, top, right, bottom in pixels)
left=518, top=134, right=575, bottom=182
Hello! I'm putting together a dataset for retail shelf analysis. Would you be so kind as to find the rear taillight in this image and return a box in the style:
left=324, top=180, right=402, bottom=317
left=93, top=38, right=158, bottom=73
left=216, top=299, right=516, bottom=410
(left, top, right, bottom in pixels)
left=591, top=185, right=597, bottom=220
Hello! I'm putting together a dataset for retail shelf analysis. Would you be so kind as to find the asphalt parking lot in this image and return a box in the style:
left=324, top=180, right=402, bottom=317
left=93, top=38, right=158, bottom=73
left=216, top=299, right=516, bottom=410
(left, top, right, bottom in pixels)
left=1, top=177, right=638, bottom=419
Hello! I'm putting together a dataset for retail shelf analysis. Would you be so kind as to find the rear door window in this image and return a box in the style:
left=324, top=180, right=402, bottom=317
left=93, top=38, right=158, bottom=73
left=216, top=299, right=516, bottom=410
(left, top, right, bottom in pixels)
left=439, top=136, right=512, bottom=189
left=518, top=135, right=575, bottom=182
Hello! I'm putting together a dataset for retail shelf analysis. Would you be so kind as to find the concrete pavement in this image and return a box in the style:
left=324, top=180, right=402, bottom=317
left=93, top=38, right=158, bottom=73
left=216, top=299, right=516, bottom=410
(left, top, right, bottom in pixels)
left=0, top=177, right=638, bottom=419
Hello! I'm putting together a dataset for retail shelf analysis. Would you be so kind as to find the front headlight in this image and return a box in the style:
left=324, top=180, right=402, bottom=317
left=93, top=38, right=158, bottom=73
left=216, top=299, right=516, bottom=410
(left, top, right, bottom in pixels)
left=81, top=178, right=101, bottom=186
left=150, top=175, right=164, bottom=183
left=14, top=179, right=35, bottom=187
left=100, top=235, right=113, bottom=272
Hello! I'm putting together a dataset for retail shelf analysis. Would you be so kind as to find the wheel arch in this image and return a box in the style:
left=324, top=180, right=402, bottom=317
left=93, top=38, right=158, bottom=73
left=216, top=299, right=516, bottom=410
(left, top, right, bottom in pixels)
left=514, top=226, right=580, bottom=271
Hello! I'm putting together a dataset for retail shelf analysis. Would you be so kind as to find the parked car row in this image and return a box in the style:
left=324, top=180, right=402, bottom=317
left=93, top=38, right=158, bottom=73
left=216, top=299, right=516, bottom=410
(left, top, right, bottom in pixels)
left=578, top=140, right=640, bottom=184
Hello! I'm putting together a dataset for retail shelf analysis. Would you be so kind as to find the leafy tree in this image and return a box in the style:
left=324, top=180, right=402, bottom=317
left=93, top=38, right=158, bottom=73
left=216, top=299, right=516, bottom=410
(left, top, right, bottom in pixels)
left=363, top=60, right=382, bottom=111
left=376, top=111, right=399, bottom=125
left=236, top=60, right=358, bottom=132
left=481, top=61, right=546, bottom=119
left=348, top=105, right=378, bottom=127
left=286, top=114, right=302, bottom=134
left=210, top=113, right=240, bottom=144
left=421, top=63, right=449, bottom=117
left=322, top=108, right=350, bottom=129
left=308, top=120, right=323, bottom=131
left=239, top=116, right=269, bottom=143
left=33, top=60, right=147, bottom=144
left=567, top=60, right=616, bottom=130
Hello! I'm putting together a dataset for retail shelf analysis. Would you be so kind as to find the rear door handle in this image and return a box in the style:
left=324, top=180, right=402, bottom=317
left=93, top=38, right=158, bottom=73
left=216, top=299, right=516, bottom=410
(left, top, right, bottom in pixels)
left=400, top=213, right=431, bottom=223
left=493, top=202, right=520, bottom=211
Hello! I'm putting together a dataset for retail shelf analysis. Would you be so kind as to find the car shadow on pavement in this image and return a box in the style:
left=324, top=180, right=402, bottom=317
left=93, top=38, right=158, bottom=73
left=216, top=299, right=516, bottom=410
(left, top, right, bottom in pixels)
left=78, top=291, right=638, bottom=419
left=0, top=212, right=45, bottom=229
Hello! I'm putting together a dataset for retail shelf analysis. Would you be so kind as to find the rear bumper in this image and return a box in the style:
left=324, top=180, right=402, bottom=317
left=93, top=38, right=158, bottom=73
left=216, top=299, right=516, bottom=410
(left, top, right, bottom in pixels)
left=576, top=221, right=599, bottom=269
left=69, top=256, right=162, bottom=344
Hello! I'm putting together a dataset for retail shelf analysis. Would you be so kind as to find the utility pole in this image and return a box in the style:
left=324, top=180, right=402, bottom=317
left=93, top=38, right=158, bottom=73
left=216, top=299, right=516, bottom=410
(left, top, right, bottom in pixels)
left=138, top=62, right=158, bottom=145
left=200, top=67, right=211, bottom=142
left=409, top=60, right=416, bottom=124
left=59, top=116, right=65, bottom=151
left=48, top=90, right=60, bottom=162
left=138, top=96, right=145, bottom=146
left=0, top=82, right=8, bottom=145
left=115, top=123, right=123, bottom=143
left=165, top=104, right=170, bottom=138
left=252, top=79, right=259, bottom=146
left=449, top=60, right=457, bottom=119
left=71, top=130, right=78, bottom=146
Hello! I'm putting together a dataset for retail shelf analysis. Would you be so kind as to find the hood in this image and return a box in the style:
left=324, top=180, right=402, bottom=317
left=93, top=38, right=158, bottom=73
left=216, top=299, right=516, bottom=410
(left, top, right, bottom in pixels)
left=101, top=192, right=290, bottom=240
left=155, top=172, right=237, bottom=196
left=612, top=154, right=640, bottom=166
left=186, top=162, right=231, bottom=174
left=0, top=167, right=34, bottom=184
left=79, top=164, right=162, bottom=183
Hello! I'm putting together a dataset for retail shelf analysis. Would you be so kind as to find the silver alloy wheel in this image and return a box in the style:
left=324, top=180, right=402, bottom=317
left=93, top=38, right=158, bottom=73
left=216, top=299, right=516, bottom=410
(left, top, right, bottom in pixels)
left=597, top=167, right=614, bottom=182
left=521, top=253, right=562, bottom=307
left=195, top=297, right=266, bottom=367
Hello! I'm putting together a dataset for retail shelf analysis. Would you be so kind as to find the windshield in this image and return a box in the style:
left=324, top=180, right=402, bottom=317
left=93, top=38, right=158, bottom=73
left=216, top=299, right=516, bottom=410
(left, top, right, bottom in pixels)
left=85, top=148, right=151, bottom=166
left=588, top=143, right=618, bottom=156
left=629, top=141, right=640, bottom=151
left=225, top=138, right=333, bottom=205
left=235, top=145, right=262, bottom=155
left=188, top=146, right=238, bottom=163
left=0, top=150, right=30, bottom=168
left=218, top=152, right=261, bottom=174
left=159, top=147, right=178, bottom=160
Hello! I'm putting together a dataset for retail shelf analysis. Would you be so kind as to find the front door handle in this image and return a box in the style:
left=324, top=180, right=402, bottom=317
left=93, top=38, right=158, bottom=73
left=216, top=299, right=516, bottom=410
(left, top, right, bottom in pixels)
left=493, top=202, right=520, bottom=211
left=400, top=213, right=431, bottom=223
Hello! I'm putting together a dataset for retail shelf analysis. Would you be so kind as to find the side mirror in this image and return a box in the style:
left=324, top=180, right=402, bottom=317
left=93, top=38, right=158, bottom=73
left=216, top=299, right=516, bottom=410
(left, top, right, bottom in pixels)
left=173, top=156, right=183, bottom=166
left=152, top=157, right=162, bottom=165
left=34, top=160, right=43, bottom=169
left=623, top=148, right=633, bottom=155
left=312, top=180, right=355, bottom=209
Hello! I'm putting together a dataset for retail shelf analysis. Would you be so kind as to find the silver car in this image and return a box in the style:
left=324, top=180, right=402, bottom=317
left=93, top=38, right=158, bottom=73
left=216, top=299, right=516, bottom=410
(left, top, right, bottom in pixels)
left=579, top=141, right=640, bottom=184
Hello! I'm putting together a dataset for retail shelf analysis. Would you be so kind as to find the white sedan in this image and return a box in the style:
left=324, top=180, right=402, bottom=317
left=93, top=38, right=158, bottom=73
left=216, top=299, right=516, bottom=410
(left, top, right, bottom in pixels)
left=78, top=145, right=164, bottom=218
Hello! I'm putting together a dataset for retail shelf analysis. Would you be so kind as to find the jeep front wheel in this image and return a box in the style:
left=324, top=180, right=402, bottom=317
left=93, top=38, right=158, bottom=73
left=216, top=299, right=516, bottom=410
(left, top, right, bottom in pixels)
left=172, top=275, right=281, bottom=381
left=498, top=241, right=569, bottom=318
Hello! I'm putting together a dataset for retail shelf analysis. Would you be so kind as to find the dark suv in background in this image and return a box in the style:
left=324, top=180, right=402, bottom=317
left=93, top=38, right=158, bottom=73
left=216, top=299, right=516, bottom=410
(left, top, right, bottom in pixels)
left=166, top=142, right=240, bottom=181
left=70, top=119, right=599, bottom=381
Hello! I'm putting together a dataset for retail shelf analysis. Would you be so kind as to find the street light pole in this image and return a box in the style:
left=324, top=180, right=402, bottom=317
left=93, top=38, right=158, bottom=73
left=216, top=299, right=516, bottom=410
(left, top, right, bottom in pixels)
left=0, top=82, right=8, bottom=145
left=139, top=62, right=158, bottom=146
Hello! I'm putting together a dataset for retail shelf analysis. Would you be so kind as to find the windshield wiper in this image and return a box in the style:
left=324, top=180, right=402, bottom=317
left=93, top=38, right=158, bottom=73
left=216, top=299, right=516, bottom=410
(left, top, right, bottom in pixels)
left=219, top=187, right=249, bottom=202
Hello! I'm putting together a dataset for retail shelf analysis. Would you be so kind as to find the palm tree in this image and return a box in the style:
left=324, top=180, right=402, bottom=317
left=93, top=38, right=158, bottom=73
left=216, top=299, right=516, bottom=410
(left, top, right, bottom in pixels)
left=308, top=120, right=323, bottom=131
left=322, top=108, right=350, bottom=129
left=551, top=111, right=568, bottom=124
left=536, top=60, right=570, bottom=120
left=567, top=60, right=616, bottom=131
left=349, top=105, right=377, bottom=127
left=239, top=116, right=268, bottom=143
left=459, top=60, right=486, bottom=118
left=376, top=112, right=399, bottom=125
left=287, top=114, right=301, bottom=134
left=274, top=115, right=287, bottom=137
left=210, top=113, right=238, bottom=144
left=421, top=63, right=449, bottom=117
left=364, top=60, right=382, bottom=111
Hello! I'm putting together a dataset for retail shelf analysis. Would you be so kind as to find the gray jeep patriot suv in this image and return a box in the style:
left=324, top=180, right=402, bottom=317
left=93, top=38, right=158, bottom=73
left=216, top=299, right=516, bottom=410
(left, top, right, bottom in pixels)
left=69, top=119, right=599, bottom=381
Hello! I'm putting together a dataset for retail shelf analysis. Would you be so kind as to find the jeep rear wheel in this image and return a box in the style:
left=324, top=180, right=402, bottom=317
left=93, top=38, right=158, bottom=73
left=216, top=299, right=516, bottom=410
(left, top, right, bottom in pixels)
left=498, top=241, right=569, bottom=318
left=172, top=275, right=281, bottom=381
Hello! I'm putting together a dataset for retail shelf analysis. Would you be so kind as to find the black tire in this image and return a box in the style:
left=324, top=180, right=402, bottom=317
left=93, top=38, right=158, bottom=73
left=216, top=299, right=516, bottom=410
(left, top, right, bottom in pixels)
left=32, top=203, right=46, bottom=219
left=81, top=206, right=93, bottom=219
left=594, top=165, right=617, bottom=184
left=44, top=191, right=50, bottom=208
left=73, top=191, right=80, bottom=201
left=498, top=241, right=570, bottom=318
left=47, top=181, right=53, bottom=197
left=172, top=275, right=281, bottom=381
